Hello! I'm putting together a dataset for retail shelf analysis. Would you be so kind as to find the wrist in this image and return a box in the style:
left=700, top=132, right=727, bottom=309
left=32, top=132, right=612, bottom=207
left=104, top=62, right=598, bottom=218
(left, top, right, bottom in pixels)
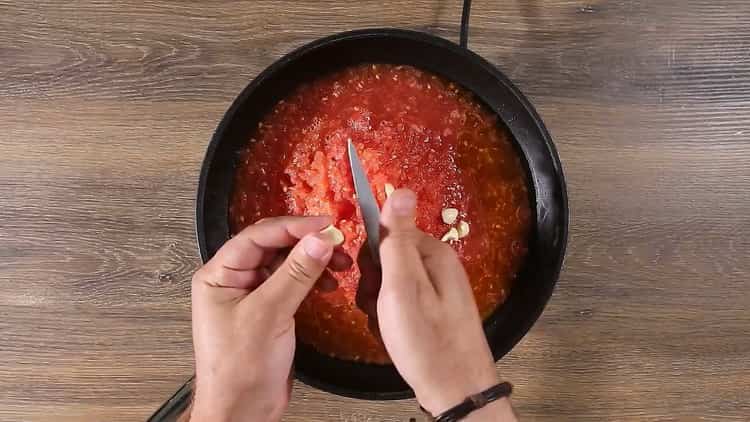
left=191, top=390, right=286, bottom=422
left=415, top=369, right=499, bottom=416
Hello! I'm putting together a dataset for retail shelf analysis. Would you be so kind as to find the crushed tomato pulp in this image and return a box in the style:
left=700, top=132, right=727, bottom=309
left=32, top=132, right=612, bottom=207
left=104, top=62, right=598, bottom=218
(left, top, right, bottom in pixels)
left=229, top=64, right=531, bottom=364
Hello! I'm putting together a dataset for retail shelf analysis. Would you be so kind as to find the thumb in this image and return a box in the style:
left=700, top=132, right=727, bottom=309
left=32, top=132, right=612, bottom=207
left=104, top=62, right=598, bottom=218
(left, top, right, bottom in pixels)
left=254, top=233, right=334, bottom=315
left=379, top=189, right=430, bottom=294
left=380, top=188, right=418, bottom=234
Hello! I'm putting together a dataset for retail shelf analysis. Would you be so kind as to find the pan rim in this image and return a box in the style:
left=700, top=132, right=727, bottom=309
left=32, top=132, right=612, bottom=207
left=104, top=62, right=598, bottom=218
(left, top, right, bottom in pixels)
left=195, top=27, right=569, bottom=400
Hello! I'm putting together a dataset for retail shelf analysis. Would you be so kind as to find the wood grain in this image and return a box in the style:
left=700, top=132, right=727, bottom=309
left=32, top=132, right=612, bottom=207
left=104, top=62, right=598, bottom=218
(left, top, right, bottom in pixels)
left=1, top=0, right=749, bottom=421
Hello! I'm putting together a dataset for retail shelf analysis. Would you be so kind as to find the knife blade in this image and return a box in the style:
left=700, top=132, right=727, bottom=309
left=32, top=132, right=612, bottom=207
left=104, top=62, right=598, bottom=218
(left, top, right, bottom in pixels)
left=347, top=138, right=381, bottom=265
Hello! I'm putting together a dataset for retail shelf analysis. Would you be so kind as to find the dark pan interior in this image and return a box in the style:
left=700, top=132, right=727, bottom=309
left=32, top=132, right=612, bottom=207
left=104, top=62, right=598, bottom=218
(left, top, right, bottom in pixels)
left=196, top=29, right=568, bottom=400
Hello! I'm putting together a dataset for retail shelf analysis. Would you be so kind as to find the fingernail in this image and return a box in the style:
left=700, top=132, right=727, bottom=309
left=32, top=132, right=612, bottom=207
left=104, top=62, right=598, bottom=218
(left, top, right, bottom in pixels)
left=392, top=190, right=417, bottom=216
left=302, top=235, right=331, bottom=261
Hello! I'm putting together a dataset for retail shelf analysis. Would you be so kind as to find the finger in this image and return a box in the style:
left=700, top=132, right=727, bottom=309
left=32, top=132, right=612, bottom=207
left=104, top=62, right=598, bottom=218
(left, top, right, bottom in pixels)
left=254, top=233, right=334, bottom=315
left=265, top=248, right=350, bottom=278
left=417, top=234, right=472, bottom=299
left=380, top=188, right=418, bottom=233
left=212, top=216, right=331, bottom=271
left=201, top=216, right=331, bottom=290
left=379, top=189, right=431, bottom=294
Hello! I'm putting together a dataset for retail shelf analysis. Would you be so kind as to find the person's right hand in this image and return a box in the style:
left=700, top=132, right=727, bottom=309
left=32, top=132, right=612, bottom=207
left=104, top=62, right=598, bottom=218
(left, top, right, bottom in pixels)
left=377, top=189, right=516, bottom=420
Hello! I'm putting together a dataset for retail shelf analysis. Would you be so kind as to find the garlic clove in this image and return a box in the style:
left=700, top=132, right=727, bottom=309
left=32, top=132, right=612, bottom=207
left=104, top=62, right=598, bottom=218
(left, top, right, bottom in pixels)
left=441, top=208, right=459, bottom=225
left=440, top=227, right=460, bottom=242
left=319, top=224, right=345, bottom=246
left=457, top=220, right=470, bottom=238
left=384, top=183, right=395, bottom=198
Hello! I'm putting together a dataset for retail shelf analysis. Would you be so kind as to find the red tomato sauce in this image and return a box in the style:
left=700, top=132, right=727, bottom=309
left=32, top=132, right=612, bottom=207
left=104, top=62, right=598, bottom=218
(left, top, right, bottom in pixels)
left=229, top=64, right=531, bottom=364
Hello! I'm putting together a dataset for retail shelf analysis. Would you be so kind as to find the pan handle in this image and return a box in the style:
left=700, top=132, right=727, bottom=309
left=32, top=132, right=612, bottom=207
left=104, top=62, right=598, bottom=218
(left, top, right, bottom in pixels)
left=459, top=0, right=472, bottom=48
left=146, top=376, right=194, bottom=422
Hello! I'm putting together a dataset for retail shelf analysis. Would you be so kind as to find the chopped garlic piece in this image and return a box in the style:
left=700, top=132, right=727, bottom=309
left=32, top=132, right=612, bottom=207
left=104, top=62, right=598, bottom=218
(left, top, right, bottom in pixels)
left=440, top=227, right=460, bottom=242
left=441, top=208, right=459, bottom=225
left=384, top=183, right=395, bottom=198
left=319, top=225, right=345, bottom=246
left=457, top=221, right=470, bottom=238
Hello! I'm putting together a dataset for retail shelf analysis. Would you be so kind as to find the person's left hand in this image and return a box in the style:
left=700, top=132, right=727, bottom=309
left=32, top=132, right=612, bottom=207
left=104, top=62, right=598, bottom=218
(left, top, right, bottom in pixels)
left=189, top=216, right=350, bottom=422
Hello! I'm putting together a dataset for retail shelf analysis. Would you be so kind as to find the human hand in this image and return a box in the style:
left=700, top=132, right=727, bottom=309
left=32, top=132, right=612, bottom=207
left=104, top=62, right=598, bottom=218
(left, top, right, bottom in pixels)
left=377, top=189, right=516, bottom=420
left=189, top=216, right=350, bottom=422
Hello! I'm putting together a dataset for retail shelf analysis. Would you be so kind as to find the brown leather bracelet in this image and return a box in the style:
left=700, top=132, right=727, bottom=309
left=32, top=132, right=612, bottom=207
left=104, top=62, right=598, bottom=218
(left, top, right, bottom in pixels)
left=420, top=381, right=513, bottom=422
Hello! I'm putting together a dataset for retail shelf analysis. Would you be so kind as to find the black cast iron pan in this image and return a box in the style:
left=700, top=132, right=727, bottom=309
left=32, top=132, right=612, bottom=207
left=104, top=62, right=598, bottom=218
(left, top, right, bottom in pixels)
left=149, top=1, right=567, bottom=420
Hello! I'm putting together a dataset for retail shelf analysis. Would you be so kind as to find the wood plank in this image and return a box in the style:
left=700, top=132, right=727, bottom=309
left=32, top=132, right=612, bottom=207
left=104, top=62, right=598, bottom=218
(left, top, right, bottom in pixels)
left=1, top=1, right=749, bottom=421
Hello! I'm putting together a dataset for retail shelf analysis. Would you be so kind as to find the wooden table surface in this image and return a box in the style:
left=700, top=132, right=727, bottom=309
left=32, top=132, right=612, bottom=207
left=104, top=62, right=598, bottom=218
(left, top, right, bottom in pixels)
left=2, top=1, right=749, bottom=421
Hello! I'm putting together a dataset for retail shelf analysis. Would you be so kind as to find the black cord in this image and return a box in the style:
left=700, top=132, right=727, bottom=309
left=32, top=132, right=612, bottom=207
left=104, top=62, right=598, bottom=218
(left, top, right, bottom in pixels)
left=459, top=0, right=472, bottom=48
left=421, top=382, right=513, bottom=422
